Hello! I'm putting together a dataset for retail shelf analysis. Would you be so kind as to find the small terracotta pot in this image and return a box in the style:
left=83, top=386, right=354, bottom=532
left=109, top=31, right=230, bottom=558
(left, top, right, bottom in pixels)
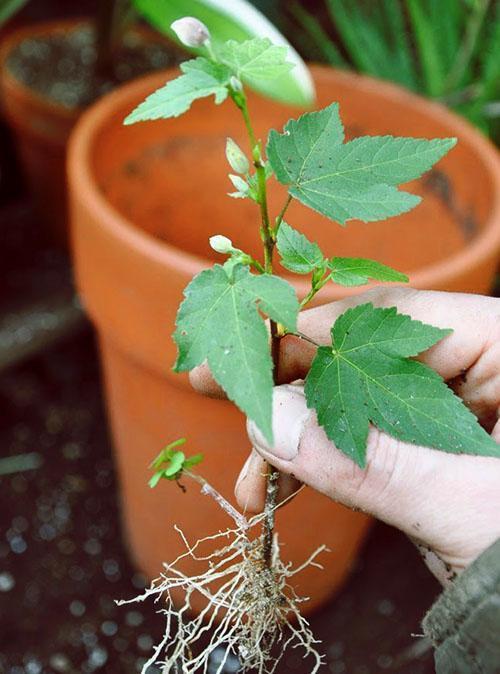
left=0, top=20, right=84, bottom=245
left=69, top=67, right=500, bottom=614
left=0, top=19, right=177, bottom=247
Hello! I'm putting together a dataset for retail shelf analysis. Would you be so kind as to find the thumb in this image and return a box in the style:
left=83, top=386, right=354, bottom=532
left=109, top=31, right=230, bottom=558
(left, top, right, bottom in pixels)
left=242, top=383, right=426, bottom=531
left=242, top=383, right=500, bottom=581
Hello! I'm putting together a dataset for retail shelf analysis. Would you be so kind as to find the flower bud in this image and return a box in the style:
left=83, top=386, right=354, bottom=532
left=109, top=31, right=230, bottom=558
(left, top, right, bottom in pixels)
left=209, top=235, right=234, bottom=254
left=171, top=17, right=210, bottom=48
left=225, top=138, right=249, bottom=175
left=229, top=76, right=243, bottom=93
left=229, top=174, right=249, bottom=194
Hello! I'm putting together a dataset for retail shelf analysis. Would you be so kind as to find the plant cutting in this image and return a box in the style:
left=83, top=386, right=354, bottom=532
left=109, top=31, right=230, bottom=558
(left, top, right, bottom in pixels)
left=118, top=16, right=500, bottom=673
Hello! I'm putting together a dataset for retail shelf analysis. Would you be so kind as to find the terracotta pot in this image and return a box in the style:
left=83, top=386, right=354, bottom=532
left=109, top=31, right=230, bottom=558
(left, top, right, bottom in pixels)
left=0, top=20, right=84, bottom=245
left=69, top=66, right=500, bottom=614
left=0, top=19, right=177, bottom=247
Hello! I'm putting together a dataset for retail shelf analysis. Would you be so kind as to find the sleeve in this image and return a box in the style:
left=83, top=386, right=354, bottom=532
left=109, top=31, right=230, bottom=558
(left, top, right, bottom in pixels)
left=422, top=538, right=500, bottom=674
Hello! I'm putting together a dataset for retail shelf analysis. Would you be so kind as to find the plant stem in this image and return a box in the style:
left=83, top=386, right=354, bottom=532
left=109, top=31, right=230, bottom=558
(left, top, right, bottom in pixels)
left=94, top=0, right=130, bottom=83
left=233, top=88, right=282, bottom=569
left=299, top=273, right=331, bottom=309
left=185, top=470, right=249, bottom=531
left=274, top=194, right=293, bottom=235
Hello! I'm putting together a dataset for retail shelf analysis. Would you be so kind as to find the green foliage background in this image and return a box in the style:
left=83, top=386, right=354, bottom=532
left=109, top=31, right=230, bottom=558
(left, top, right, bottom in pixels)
left=277, top=0, right=500, bottom=141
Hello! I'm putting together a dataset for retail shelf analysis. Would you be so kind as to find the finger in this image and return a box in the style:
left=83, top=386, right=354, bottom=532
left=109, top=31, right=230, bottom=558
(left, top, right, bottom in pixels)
left=279, top=287, right=500, bottom=383
left=234, top=449, right=301, bottom=514
left=448, top=338, right=500, bottom=431
left=189, top=361, right=226, bottom=398
left=246, top=383, right=500, bottom=576
left=190, top=288, right=500, bottom=404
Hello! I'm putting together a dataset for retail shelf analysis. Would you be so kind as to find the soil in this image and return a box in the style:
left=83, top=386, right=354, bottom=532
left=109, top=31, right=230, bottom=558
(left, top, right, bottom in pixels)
left=6, top=24, right=184, bottom=108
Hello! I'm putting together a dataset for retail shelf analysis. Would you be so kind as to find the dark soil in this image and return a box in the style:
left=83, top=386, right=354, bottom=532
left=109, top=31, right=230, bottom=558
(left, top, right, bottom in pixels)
left=6, top=24, right=183, bottom=108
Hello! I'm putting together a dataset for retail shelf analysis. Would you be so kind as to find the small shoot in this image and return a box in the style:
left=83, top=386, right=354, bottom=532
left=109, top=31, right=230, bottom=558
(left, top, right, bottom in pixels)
left=149, top=438, right=203, bottom=488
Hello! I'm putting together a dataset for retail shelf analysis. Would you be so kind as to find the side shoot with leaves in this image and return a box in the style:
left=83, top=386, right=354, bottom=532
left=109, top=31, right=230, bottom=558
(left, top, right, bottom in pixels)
left=123, top=16, right=500, bottom=674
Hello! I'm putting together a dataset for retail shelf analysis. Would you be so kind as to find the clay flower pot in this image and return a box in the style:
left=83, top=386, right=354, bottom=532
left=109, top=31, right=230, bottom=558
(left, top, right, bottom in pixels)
left=0, top=20, right=82, bottom=244
left=0, top=19, right=179, bottom=246
left=68, top=66, right=500, bottom=614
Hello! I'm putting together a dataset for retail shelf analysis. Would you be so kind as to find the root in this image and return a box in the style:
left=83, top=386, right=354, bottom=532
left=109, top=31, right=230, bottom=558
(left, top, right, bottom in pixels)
left=118, top=482, right=326, bottom=674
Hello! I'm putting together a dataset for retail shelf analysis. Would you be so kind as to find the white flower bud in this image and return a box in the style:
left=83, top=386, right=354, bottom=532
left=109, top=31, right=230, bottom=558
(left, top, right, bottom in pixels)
left=229, top=76, right=243, bottom=92
left=209, top=235, right=234, bottom=254
left=225, top=138, right=249, bottom=175
left=171, top=17, right=210, bottom=48
left=228, top=174, right=249, bottom=194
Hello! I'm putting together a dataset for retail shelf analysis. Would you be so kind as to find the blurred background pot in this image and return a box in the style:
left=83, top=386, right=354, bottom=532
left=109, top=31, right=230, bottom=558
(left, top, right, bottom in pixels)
left=0, top=18, right=180, bottom=246
left=0, top=20, right=81, bottom=245
left=69, top=66, right=500, bottom=615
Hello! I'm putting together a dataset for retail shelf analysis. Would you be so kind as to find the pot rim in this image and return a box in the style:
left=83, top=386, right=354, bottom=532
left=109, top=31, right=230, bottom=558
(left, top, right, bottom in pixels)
left=69, top=65, right=500, bottom=295
left=0, top=18, right=175, bottom=120
left=0, top=18, right=92, bottom=119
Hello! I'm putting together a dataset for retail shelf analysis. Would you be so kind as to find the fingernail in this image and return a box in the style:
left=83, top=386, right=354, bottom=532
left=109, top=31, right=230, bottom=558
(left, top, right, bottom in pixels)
left=247, top=384, right=311, bottom=460
left=235, top=453, right=253, bottom=491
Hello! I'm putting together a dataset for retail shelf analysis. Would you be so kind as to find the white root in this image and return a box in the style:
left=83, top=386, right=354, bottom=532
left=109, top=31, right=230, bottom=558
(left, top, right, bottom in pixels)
left=117, top=482, right=326, bottom=674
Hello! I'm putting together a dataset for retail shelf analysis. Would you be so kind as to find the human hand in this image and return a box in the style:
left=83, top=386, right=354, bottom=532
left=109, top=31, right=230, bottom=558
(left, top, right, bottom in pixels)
left=191, top=287, right=500, bottom=585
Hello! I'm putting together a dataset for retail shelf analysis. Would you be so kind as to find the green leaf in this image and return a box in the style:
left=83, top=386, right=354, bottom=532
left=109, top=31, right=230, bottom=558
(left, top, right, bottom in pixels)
left=131, top=0, right=315, bottom=106
left=124, top=57, right=231, bottom=124
left=217, top=37, right=294, bottom=84
left=328, top=257, right=409, bottom=287
left=276, top=222, right=324, bottom=274
left=150, top=438, right=187, bottom=468
left=184, top=453, right=204, bottom=469
left=148, top=472, right=163, bottom=489
left=164, top=451, right=186, bottom=477
left=267, top=103, right=456, bottom=224
left=305, top=303, right=499, bottom=467
left=174, top=264, right=299, bottom=441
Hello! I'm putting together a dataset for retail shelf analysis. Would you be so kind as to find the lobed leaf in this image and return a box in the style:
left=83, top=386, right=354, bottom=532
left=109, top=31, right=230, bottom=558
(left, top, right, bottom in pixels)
left=174, top=264, right=299, bottom=442
left=216, top=37, right=294, bottom=84
left=328, top=257, right=408, bottom=287
left=305, top=303, right=499, bottom=467
left=267, top=103, right=456, bottom=224
left=276, top=222, right=324, bottom=274
left=124, top=57, right=231, bottom=124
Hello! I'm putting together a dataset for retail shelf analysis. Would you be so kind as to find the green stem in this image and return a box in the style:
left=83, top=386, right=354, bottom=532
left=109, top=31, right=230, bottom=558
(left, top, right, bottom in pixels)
left=299, top=272, right=331, bottom=309
left=274, top=194, right=293, bottom=236
left=232, top=87, right=281, bottom=570
left=248, top=258, right=265, bottom=274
